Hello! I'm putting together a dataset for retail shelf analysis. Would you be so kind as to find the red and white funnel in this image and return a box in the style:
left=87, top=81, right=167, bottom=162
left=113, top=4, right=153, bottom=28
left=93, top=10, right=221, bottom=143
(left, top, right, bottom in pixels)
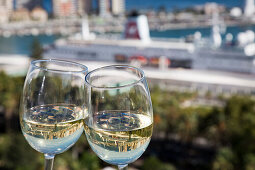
left=124, top=15, right=151, bottom=43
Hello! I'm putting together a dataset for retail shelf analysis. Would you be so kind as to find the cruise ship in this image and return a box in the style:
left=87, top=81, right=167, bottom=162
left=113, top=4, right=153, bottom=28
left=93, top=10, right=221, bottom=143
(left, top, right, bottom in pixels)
left=43, top=14, right=255, bottom=74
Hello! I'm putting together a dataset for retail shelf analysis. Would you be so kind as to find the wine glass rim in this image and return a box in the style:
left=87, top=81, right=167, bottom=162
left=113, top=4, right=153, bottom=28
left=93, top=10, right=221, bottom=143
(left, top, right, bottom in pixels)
left=85, top=65, right=145, bottom=89
left=31, top=59, right=88, bottom=73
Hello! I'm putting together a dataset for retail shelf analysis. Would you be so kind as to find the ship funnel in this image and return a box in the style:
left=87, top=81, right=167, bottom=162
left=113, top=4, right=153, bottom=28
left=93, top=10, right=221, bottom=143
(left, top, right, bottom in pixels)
left=124, top=15, right=151, bottom=43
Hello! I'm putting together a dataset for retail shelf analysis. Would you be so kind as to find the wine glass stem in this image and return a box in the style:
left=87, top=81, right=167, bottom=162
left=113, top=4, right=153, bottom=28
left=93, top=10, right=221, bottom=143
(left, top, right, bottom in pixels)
left=44, top=154, right=55, bottom=170
left=118, top=164, right=128, bottom=170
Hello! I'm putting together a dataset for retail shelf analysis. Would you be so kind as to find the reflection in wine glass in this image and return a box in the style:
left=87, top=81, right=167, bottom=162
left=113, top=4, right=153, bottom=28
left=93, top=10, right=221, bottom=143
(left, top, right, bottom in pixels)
left=20, top=59, right=88, bottom=170
left=84, top=65, right=153, bottom=170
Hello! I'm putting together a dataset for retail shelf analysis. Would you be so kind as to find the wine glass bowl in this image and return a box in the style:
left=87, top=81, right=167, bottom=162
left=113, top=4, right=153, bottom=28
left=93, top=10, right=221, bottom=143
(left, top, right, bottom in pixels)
left=20, top=59, right=88, bottom=169
left=84, top=65, right=153, bottom=169
left=21, top=104, right=84, bottom=156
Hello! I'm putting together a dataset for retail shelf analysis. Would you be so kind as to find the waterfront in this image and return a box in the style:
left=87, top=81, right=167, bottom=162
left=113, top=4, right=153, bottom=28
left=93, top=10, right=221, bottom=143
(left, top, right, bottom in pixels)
left=0, top=24, right=255, bottom=55
left=151, top=24, right=255, bottom=39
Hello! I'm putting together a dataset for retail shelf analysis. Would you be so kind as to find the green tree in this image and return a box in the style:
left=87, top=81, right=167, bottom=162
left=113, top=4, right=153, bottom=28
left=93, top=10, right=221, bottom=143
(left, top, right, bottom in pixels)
left=245, top=154, right=255, bottom=170
left=0, top=71, right=24, bottom=132
left=141, top=156, right=176, bottom=170
left=198, top=107, right=226, bottom=145
left=213, top=147, right=235, bottom=170
left=224, top=96, right=255, bottom=169
left=0, top=133, right=43, bottom=170
left=30, top=38, right=43, bottom=60
left=54, top=150, right=100, bottom=170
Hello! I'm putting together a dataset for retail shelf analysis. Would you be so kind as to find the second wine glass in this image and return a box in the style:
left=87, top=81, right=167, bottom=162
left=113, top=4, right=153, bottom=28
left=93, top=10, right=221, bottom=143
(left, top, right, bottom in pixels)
left=84, top=65, right=153, bottom=170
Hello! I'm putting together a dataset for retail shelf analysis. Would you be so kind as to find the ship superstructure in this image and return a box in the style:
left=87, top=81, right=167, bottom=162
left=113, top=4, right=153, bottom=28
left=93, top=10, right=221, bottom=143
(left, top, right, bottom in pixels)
left=43, top=14, right=255, bottom=73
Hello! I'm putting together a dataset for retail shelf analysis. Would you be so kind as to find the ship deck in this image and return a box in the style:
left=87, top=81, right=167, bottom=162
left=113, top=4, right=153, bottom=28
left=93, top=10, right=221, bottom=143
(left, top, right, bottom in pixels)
left=67, top=38, right=195, bottom=52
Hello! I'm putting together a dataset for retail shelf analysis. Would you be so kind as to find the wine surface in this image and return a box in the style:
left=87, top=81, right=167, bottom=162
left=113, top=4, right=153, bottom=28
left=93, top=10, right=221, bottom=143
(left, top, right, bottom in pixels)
left=21, top=104, right=84, bottom=155
left=84, top=111, right=153, bottom=165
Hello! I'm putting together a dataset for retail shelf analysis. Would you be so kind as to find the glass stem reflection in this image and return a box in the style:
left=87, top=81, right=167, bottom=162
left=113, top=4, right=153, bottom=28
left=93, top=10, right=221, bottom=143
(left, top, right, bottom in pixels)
left=118, top=164, right=128, bottom=170
left=44, top=154, right=55, bottom=170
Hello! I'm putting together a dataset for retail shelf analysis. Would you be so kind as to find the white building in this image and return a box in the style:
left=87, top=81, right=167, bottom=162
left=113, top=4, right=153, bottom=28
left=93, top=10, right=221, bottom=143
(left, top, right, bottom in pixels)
left=112, top=0, right=125, bottom=16
left=99, top=0, right=111, bottom=17
left=244, top=0, right=255, bottom=17
left=31, top=7, right=48, bottom=22
left=0, top=0, right=13, bottom=23
left=72, top=0, right=83, bottom=15
left=0, top=0, right=13, bottom=11
left=0, top=9, right=9, bottom=23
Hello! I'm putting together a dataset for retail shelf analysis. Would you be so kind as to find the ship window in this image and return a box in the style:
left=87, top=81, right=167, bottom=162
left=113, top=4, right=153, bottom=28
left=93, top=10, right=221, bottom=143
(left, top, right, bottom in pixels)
left=77, top=51, right=97, bottom=58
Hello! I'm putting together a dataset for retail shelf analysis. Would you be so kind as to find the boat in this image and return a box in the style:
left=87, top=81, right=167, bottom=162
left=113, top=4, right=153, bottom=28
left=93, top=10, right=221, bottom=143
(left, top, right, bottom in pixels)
left=43, top=14, right=255, bottom=74
left=43, top=14, right=194, bottom=69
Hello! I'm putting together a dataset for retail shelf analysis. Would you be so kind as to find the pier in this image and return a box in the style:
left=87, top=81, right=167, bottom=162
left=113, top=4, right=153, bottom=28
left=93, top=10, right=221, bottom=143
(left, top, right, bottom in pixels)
left=0, top=55, right=254, bottom=95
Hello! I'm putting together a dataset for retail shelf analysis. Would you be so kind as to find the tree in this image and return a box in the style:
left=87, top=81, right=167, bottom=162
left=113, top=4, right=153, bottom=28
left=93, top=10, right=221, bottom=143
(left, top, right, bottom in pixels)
left=213, top=147, right=235, bottom=170
left=30, top=38, right=43, bottom=60
left=0, top=71, right=24, bottom=132
left=142, top=156, right=176, bottom=170
left=223, top=96, right=255, bottom=169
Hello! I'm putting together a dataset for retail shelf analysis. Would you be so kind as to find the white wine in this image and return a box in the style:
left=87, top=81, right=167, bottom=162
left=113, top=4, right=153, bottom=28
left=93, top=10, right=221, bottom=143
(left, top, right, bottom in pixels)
left=84, top=111, right=153, bottom=165
left=21, top=104, right=84, bottom=155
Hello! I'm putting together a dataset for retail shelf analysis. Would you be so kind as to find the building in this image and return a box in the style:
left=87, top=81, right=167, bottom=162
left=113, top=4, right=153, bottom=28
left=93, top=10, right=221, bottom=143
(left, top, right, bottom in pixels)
left=99, top=0, right=110, bottom=17
left=0, top=0, right=13, bottom=13
left=112, top=0, right=125, bottom=16
left=53, top=0, right=76, bottom=17
left=52, top=0, right=87, bottom=17
left=15, top=0, right=30, bottom=10
left=204, top=3, right=225, bottom=15
left=0, top=0, right=13, bottom=23
left=10, top=8, right=30, bottom=21
left=244, top=0, right=255, bottom=17
left=98, top=0, right=125, bottom=17
left=15, top=0, right=42, bottom=10
left=82, top=0, right=92, bottom=15
left=0, top=9, right=9, bottom=23
left=31, top=7, right=48, bottom=22
left=73, top=0, right=84, bottom=15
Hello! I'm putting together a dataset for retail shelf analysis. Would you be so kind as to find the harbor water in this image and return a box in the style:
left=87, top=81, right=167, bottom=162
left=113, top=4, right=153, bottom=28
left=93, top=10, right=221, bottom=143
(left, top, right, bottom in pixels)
left=0, top=25, right=254, bottom=55
left=0, top=0, right=249, bottom=55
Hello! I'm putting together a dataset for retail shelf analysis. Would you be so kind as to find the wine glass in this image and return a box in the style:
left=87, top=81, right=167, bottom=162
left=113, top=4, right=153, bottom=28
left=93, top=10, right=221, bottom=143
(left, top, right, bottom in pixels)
left=84, top=65, right=153, bottom=170
left=20, top=59, right=88, bottom=170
